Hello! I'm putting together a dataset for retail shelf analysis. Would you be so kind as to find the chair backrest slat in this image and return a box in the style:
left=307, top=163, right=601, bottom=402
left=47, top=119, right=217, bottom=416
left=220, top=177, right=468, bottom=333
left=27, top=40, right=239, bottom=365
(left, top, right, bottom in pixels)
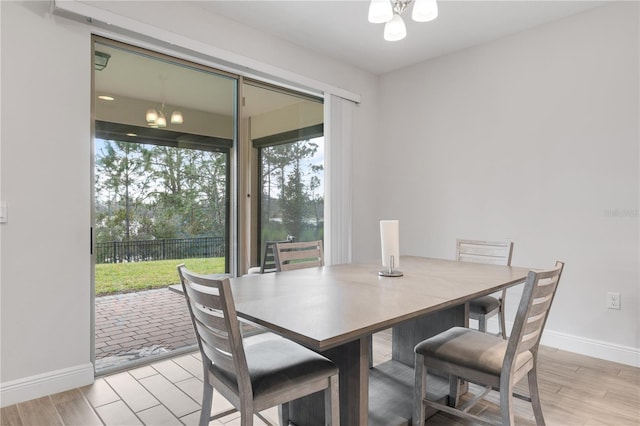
left=274, top=240, right=324, bottom=272
left=177, top=265, right=252, bottom=396
left=505, top=262, right=564, bottom=369
left=457, top=240, right=513, bottom=266
left=191, top=307, right=232, bottom=354
left=184, top=284, right=224, bottom=312
left=200, top=340, right=236, bottom=373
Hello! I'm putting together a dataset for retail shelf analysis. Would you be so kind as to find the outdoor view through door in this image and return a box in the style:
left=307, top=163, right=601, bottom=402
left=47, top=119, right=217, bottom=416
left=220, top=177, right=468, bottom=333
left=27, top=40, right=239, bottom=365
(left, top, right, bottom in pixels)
left=245, top=82, right=324, bottom=266
left=93, top=38, right=235, bottom=373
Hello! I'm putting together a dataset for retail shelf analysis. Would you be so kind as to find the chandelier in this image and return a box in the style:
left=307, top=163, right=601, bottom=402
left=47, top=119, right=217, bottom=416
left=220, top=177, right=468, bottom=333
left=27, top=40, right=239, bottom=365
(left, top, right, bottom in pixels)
left=368, top=0, right=438, bottom=41
left=145, top=103, right=183, bottom=128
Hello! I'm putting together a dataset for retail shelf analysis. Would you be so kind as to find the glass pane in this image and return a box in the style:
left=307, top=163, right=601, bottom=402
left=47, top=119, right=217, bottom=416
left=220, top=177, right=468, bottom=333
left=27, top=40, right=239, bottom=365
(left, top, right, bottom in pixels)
left=259, top=137, right=324, bottom=243
left=242, top=82, right=323, bottom=264
left=93, top=38, right=236, bottom=373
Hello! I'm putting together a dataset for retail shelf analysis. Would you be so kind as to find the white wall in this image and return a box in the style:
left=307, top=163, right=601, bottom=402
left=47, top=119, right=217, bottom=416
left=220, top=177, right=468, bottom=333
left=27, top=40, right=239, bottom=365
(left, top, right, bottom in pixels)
left=1, top=0, right=94, bottom=401
left=0, top=0, right=378, bottom=405
left=2, top=0, right=636, bottom=407
left=377, top=2, right=639, bottom=362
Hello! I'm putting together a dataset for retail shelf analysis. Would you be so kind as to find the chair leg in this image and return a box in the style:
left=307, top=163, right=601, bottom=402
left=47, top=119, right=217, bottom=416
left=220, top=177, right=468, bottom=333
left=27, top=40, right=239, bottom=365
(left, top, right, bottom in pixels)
left=448, top=375, right=460, bottom=408
left=240, top=399, right=254, bottom=426
left=498, top=307, right=507, bottom=339
left=324, top=374, right=340, bottom=426
left=413, top=353, right=427, bottom=426
left=199, top=380, right=213, bottom=426
left=478, top=315, right=487, bottom=333
left=499, top=377, right=515, bottom=426
left=368, top=335, right=374, bottom=369
left=278, top=402, right=290, bottom=426
left=240, top=412, right=254, bottom=426
left=528, top=367, right=546, bottom=426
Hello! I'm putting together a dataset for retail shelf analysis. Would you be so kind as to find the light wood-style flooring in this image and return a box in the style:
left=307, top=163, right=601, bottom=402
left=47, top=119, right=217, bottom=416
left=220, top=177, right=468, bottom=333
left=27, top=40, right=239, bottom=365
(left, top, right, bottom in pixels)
left=2, top=331, right=639, bottom=425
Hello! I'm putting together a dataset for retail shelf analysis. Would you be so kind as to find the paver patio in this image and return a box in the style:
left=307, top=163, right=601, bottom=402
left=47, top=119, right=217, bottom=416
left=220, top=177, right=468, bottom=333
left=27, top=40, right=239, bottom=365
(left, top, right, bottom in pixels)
left=95, top=288, right=196, bottom=371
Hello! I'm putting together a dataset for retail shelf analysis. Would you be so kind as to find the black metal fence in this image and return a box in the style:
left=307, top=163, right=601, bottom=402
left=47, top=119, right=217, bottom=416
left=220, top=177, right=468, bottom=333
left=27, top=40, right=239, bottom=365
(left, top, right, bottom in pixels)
left=96, top=237, right=225, bottom=264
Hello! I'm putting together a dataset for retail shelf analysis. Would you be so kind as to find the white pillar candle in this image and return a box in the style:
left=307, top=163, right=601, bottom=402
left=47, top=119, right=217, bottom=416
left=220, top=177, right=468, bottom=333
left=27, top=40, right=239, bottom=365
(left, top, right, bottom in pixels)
left=380, top=220, right=400, bottom=268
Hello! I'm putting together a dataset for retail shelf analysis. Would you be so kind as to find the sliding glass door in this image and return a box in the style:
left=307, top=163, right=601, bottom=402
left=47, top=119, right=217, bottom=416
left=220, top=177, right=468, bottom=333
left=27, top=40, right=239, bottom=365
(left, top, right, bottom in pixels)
left=91, top=37, right=326, bottom=373
left=92, top=37, right=236, bottom=373
left=242, top=82, right=324, bottom=267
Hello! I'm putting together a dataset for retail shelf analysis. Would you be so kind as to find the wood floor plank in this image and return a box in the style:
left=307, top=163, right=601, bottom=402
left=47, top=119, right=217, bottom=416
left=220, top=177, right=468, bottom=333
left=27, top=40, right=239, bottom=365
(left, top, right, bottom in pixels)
left=128, top=365, right=157, bottom=380
left=151, top=359, right=192, bottom=383
left=94, top=400, right=142, bottom=426
left=173, top=377, right=205, bottom=403
left=136, top=405, right=182, bottom=426
left=103, top=372, right=159, bottom=412
left=0, top=404, right=23, bottom=426
left=50, top=389, right=103, bottom=426
left=171, top=353, right=204, bottom=380
left=80, top=378, right=120, bottom=408
left=138, top=373, right=200, bottom=418
left=16, top=396, right=63, bottom=426
left=4, top=338, right=639, bottom=426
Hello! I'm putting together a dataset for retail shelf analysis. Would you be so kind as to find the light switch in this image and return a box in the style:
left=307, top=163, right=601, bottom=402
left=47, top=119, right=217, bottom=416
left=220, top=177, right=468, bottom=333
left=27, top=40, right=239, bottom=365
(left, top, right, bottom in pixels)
left=0, top=201, right=7, bottom=223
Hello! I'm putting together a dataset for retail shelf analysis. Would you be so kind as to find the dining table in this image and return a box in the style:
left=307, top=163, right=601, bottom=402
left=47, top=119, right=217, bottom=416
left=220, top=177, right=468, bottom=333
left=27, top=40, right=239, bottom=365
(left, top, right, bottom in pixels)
left=228, top=255, right=531, bottom=426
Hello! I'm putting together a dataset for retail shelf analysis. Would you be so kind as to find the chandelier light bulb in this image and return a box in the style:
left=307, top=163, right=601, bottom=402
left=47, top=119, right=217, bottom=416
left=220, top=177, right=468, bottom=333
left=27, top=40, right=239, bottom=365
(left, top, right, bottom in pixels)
left=384, top=14, right=407, bottom=41
left=368, top=0, right=393, bottom=23
left=412, top=0, right=438, bottom=22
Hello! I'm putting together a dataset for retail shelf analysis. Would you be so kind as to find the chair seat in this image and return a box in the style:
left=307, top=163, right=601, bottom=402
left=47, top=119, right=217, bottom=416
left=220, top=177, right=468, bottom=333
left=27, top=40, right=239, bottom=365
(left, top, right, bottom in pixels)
left=469, top=295, right=501, bottom=315
left=414, top=327, right=532, bottom=376
left=213, top=332, right=338, bottom=398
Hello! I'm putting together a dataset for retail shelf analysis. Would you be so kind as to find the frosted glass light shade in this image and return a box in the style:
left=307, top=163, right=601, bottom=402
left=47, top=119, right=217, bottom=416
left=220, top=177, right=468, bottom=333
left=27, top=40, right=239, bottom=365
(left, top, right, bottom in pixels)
left=368, top=0, right=393, bottom=23
left=156, top=112, right=167, bottom=128
left=146, top=108, right=158, bottom=123
left=412, top=0, right=438, bottom=22
left=384, top=14, right=406, bottom=41
left=171, top=110, right=184, bottom=124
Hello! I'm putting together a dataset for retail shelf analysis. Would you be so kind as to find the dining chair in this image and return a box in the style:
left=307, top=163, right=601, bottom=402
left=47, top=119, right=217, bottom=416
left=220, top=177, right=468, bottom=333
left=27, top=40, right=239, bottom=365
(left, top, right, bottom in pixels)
left=274, top=240, right=324, bottom=272
left=457, top=239, right=514, bottom=339
left=413, top=261, right=564, bottom=426
left=247, top=239, right=293, bottom=274
left=177, top=264, right=340, bottom=426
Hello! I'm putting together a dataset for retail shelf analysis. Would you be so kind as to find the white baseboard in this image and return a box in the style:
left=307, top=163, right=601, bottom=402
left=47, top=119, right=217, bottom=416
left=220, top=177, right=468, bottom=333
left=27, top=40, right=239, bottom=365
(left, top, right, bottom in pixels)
left=539, top=329, right=640, bottom=368
left=477, top=318, right=640, bottom=368
left=1, top=363, right=94, bottom=408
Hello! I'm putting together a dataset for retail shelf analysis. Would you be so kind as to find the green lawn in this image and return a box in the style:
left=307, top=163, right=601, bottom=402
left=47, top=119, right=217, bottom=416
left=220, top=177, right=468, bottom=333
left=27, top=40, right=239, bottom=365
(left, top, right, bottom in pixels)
left=95, top=257, right=225, bottom=296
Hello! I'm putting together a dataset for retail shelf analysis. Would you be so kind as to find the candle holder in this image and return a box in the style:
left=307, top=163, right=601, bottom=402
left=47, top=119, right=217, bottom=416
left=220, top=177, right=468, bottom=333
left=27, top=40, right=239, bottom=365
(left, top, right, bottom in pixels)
left=379, top=255, right=403, bottom=277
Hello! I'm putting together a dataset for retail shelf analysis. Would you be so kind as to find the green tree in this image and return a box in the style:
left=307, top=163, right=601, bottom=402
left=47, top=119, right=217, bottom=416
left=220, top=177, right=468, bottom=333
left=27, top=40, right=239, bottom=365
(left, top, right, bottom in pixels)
left=95, top=140, right=152, bottom=246
left=281, top=162, right=309, bottom=239
left=147, top=146, right=192, bottom=239
left=193, top=150, right=228, bottom=237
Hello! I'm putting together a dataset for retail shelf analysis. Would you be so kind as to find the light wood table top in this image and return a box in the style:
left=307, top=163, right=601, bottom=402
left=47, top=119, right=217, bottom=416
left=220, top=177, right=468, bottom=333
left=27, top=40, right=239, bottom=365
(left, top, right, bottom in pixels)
left=230, top=256, right=530, bottom=351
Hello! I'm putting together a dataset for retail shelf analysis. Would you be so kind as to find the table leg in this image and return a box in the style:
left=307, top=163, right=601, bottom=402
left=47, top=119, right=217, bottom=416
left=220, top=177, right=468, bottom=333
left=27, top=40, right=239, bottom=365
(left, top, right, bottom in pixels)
left=392, top=304, right=466, bottom=367
left=287, top=338, right=369, bottom=425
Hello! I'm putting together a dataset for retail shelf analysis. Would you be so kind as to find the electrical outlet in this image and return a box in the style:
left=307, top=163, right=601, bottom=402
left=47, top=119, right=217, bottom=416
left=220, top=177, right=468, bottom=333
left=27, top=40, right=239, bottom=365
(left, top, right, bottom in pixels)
left=607, top=292, right=621, bottom=310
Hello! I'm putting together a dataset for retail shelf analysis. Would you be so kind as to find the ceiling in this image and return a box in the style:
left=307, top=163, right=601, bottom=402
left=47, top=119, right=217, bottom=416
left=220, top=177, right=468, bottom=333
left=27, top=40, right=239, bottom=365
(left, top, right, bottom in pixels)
left=93, top=0, right=608, bottom=133
left=195, top=0, right=607, bottom=75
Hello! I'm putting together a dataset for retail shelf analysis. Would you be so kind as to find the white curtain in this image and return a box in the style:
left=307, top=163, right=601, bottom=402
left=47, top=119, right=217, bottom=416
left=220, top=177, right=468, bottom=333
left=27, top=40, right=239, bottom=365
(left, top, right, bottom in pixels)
left=324, top=94, right=355, bottom=265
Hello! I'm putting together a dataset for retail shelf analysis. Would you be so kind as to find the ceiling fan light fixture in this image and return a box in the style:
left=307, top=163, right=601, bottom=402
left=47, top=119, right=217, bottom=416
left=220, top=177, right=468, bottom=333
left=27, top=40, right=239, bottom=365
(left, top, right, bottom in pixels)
left=368, top=0, right=394, bottom=23
left=412, top=0, right=438, bottom=22
left=384, top=14, right=407, bottom=41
